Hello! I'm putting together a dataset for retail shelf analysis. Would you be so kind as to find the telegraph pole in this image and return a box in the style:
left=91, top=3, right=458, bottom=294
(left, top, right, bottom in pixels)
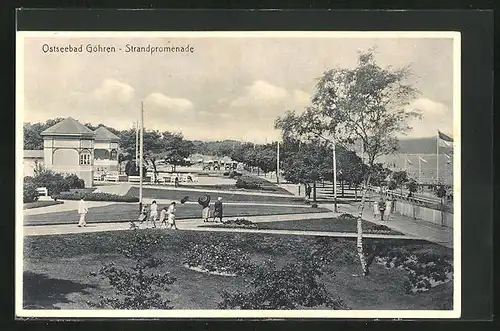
left=139, top=102, right=144, bottom=213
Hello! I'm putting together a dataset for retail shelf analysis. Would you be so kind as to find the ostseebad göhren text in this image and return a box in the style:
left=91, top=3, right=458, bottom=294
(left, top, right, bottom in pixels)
left=41, top=43, right=195, bottom=54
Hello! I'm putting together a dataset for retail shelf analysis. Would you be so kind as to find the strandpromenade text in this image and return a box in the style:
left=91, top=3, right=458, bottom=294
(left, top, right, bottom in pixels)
left=41, top=43, right=195, bottom=55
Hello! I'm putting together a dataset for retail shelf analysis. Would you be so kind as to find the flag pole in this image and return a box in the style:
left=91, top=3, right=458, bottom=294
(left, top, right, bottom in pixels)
left=436, top=132, right=440, bottom=185
left=139, top=102, right=144, bottom=213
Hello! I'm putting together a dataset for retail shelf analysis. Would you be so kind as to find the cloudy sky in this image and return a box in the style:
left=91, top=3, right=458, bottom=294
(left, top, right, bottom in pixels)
left=21, top=34, right=456, bottom=143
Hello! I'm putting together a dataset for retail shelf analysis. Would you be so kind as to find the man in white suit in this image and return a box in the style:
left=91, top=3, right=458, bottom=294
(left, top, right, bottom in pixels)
left=78, top=197, right=89, bottom=227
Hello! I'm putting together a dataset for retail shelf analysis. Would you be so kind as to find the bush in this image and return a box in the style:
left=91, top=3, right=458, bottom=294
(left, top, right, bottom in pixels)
left=223, top=171, right=230, bottom=176
left=235, top=178, right=261, bottom=189
left=218, top=260, right=347, bottom=310
left=87, top=231, right=176, bottom=309
left=23, top=180, right=39, bottom=203
left=229, top=170, right=242, bottom=178
left=183, top=241, right=252, bottom=276
left=53, top=192, right=139, bottom=202
left=64, top=174, right=85, bottom=190
left=30, top=169, right=86, bottom=196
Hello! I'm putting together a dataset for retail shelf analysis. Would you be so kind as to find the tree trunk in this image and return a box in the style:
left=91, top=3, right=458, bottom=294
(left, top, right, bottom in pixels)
left=356, top=172, right=372, bottom=276
left=313, top=181, right=317, bottom=202
left=151, top=161, right=158, bottom=183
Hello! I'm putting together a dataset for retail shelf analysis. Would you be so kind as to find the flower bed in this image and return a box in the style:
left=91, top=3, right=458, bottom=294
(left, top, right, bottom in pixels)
left=183, top=241, right=252, bottom=276
left=53, top=192, right=139, bottom=202
left=373, top=247, right=453, bottom=293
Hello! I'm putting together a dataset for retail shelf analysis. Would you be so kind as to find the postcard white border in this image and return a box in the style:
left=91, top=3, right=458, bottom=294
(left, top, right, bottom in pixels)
left=16, top=30, right=461, bottom=319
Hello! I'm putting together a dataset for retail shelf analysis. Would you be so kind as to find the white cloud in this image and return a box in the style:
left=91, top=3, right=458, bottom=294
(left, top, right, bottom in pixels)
left=144, top=92, right=194, bottom=113
left=92, top=79, right=135, bottom=104
left=405, top=97, right=453, bottom=137
left=229, top=80, right=289, bottom=107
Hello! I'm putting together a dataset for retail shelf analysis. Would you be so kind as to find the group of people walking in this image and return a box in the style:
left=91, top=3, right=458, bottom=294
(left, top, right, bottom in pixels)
left=138, top=200, right=178, bottom=229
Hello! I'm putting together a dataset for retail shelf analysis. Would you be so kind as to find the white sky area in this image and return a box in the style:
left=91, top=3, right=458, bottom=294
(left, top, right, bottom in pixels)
left=22, top=35, right=454, bottom=143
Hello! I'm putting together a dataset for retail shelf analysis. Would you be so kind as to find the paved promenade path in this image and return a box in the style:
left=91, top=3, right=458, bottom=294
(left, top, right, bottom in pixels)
left=327, top=202, right=453, bottom=249
left=23, top=210, right=412, bottom=241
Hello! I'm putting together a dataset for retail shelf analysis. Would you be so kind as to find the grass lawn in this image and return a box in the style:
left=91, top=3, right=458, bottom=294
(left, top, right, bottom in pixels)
left=23, top=200, right=64, bottom=210
left=200, top=217, right=403, bottom=235
left=23, top=230, right=453, bottom=310
left=180, top=183, right=291, bottom=195
left=24, top=203, right=330, bottom=225
left=127, top=187, right=301, bottom=204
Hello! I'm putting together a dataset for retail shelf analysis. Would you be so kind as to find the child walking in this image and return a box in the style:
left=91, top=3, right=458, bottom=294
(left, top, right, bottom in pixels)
left=167, top=202, right=178, bottom=230
left=149, top=200, right=158, bottom=228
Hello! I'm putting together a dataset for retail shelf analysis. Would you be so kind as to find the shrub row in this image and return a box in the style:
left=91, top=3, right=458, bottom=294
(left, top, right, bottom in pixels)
left=53, top=192, right=139, bottom=202
left=24, top=169, right=85, bottom=202
left=235, top=178, right=262, bottom=190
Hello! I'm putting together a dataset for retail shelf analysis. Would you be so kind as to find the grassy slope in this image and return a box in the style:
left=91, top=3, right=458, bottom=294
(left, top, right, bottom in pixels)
left=24, top=203, right=330, bottom=225
left=23, top=230, right=452, bottom=310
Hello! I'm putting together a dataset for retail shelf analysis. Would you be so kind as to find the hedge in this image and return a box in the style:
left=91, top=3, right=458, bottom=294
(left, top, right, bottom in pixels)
left=235, top=178, right=261, bottom=190
left=53, top=192, right=139, bottom=202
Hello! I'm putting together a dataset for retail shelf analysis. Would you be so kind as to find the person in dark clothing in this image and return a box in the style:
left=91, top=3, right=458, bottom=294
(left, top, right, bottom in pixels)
left=378, top=197, right=387, bottom=221
left=305, top=184, right=312, bottom=199
left=213, top=197, right=223, bottom=223
left=174, top=176, right=180, bottom=187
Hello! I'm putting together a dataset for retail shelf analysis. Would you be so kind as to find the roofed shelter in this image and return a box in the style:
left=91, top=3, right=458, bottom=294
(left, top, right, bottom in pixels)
left=40, top=117, right=95, bottom=187
left=94, top=126, right=120, bottom=174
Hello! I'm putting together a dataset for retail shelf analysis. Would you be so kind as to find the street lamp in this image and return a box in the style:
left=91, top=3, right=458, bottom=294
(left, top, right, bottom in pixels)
left=138, top=101, right=144, bottom=213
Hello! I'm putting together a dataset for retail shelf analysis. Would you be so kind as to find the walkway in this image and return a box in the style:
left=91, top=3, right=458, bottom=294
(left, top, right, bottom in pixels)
left=23, top=211, right=411, bottom=241
left=322, top=201, right=453, bottom=249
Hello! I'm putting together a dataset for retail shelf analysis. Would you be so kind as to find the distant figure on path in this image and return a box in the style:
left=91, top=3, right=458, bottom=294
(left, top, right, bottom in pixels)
left=174, top=176, right=180, bottom=187
left=159, top=207, right=168, bottom=228
left=213, top=197, right=223, bottom=223
left=77, top=197, right=89, bottom=227
left=138, top=204, right=148, bottom=226
left=378, top=197, right=387, bottom=221
left=305, top=184, right=312, bottom=199
left=167, top=202, right=178, bottom=229
left=198, top=195, right=211, bottom=222
left=150, top=200, right=158, bottom=228
left=373, top=200, right=380, bottom=219
left=385, top=199, right=393, bottom=221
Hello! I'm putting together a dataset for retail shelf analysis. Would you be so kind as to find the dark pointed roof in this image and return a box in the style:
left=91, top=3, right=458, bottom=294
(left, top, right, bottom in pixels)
left=94, top=126, right=120, bottom=142
left=40, top=117, right=95, bottom=138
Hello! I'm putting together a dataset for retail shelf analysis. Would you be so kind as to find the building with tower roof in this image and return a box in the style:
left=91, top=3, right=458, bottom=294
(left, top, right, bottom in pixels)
left=40, top=117, right=96, bottom=187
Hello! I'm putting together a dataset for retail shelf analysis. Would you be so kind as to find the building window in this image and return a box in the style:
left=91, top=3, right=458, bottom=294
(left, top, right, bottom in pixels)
left=80, top=149, right=91, bottom=165
left=110, top=149, right=117, bottom=160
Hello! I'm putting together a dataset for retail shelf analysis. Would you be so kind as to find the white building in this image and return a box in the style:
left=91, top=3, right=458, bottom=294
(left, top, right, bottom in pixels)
left=23, top=150, right=44, bottom=177
left=40, top=117, right=96, bottom=188
left=93, top=126, right=120, bottom=174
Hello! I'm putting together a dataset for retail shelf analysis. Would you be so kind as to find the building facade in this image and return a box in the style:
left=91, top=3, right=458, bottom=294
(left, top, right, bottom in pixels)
left=40, top=117, right=96, bottom=188
left=93, top=126, right=120, bottom=174
left=23, top=150, right=44, bottom=177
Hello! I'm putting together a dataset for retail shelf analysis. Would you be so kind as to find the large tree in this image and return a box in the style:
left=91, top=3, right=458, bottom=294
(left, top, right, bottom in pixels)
left=23, top=118, right=65, bottom=150
left=276, top=49, right=420, bottom=275
left=279, top=138, right=332, bottom=201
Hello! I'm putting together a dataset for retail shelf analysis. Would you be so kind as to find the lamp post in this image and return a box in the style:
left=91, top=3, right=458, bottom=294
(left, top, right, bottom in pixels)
left=276, top=140, right=280, bottom=184
left=332, top=139, right=338, bottom=213
left=139, top=102, right=144, bottom=213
